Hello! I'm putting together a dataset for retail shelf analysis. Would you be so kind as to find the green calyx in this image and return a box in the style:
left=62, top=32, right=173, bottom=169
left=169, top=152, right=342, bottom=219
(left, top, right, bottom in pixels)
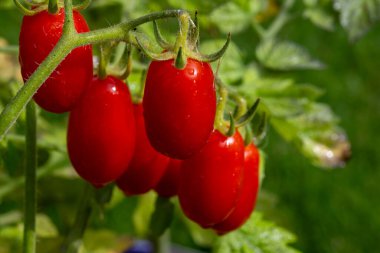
left=253, top=112, right=268, bottom=147
left=214, top=78, right=262, bottom=142
left=134, top=11, right=231, bottom=69
left=48, top=0, right=59, bottom=14
left=13, top=0, right=91, bottom=16
left=98, top=41, right=133, bottom=80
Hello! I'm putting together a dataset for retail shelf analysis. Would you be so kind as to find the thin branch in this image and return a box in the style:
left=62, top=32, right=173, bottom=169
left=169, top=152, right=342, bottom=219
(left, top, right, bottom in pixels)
left=22, top=102, right=37, bottom=253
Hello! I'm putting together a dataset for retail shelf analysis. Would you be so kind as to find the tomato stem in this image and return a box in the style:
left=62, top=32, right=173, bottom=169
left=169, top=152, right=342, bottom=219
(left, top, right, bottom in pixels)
left=98, top=43, right=112, bottom=79
left=0, top=6, right=184, bottom=140
left=264, top=0, right=294, bottom=39
left=48, top=0, right=59, bottom=14
left=0, top=45, right=19, bottom=55
left=62, top=182, right=94, bottom=253
left=173, top=12, right=191, bottom=69
left=63, top=0, right=76, bottom=36
left=151, top=231, right=171, bottom=253
left=22, top=101, right=37, bottom=253
left=214, top=80, right=229, bottom=135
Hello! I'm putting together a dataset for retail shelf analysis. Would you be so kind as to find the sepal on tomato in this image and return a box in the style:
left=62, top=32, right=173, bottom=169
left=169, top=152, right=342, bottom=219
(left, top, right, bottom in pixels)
left=134, top=11, right=231, bottom=69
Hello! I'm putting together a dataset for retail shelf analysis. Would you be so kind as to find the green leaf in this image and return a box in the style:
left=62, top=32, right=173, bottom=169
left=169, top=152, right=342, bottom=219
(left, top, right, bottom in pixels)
left=0, top=0, right=14, bottom=9
left=298, top=128, right=351, bottom=168
left=36, top=214, right=58, bottom=238
left=287, top=103, right=338, bottom=131
left=132, top=192, right=156, bottom=237
left=250, top=78, right=323, bottom=100
left=174, top=198, right=217, bottom=247
left=256, top=39, right=325, bottom=70
left=0, top=211, right=21, bottom=227
left=149, top=197, right=174, bottom=237
left=101, top=189, right=138, bottom=235
left=334, top=0, right=380, bottom=41
left=236, top=65, right=347, bottom=169
left=82, top=229, right=129, bottom=252
left=303, top=7, right=335, bottom=31
left=213, top=212, right=300, bottom=253
left=303, top=0, right=318, bottom=6
left=263, top=98, right=309, bottom=118
left=210, top=2, right=251, bottom=34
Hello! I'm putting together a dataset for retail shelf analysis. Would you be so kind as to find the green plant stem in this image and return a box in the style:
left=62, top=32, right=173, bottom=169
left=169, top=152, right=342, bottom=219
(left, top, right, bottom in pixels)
left=0, top=46, right=19, bottom=54
left=0, top=39, right=73, bottom=140
left=264, top=0, right=294, bottom=39
left=62, top=182, right=94, bottom=253
left=214, top=80, right=229, bottom=135
left=22, top=102, right=37, bottom=253
left=0, top=7, right=183, bottom=140
left=48, top=0, right=59, bottom=14
left=151, top=231, right=170, bottom=253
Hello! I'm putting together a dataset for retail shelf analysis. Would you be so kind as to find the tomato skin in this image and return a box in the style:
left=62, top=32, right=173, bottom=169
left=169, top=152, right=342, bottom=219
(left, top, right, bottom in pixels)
left=178, top=130, right=245, bottom=228
left=143, top=59, right=216, bottom=159
left=213, top=143, right=260, bottom=234
left=67, top=76, right=135, bottom=187
left=154, top=159, right=182, bottom=198
left=19, top=8, right=93, bottom=113
left=116, top=104, right=169, bottom=195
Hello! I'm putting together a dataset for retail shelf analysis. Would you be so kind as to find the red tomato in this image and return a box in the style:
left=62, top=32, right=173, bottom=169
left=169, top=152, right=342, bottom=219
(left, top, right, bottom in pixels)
left=19, top=8, right=93, bottom=113
left=213, top=143, right=260, bottom=234
left=116, top=104, right=169, bottom=195
left=67, top=76, right=135, bottom=187
left=178, top=130, right=245, bottom=228
left=143, top=58, right=216, bottom=159
left=154, top=159, right=182, bottom=198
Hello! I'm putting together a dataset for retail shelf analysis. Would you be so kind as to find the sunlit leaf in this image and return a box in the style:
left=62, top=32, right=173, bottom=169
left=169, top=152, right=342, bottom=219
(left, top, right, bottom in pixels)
left=256, top=39, right=325, bottom=70
left=210, top=2, right=251, bottom=34
left=36, top=214, right=58, bottom=238
left=334, top=0, right=380, bottom=41
left=303, top=7, right=335, bottom=31
left=213, top=212, right=300, bottom=253
left=299, top=129, right=351, bottom=168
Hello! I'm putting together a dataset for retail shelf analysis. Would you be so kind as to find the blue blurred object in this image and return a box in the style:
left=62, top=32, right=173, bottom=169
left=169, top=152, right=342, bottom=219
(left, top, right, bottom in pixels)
left=124, top=240, right=153, bottom=253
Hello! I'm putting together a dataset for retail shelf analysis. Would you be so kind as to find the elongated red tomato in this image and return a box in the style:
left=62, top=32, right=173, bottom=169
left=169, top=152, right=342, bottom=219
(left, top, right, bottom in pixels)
left=67, top=76, right=135, bottom=187
left=143, top=59, right=216, bottom=159
left=213, top=143, right=260, bottom=234
left=19, top=8, right=93, bottom=113
left=116, top=104, right=169, bottom=195
left=154, top=159, right=182, bottom=198
left=178, top=130, right=245, bottom=228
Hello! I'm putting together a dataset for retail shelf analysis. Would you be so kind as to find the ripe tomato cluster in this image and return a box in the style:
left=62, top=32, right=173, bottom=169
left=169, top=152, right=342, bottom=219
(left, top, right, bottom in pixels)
left=19, top=7, right=260, bottom=234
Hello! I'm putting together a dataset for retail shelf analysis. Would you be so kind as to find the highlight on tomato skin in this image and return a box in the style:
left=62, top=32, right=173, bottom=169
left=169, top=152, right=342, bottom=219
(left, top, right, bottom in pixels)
left=178, top=130, right=245, bottom=228
left=213, top=143, right=260, bottom=235
left=19, top=8, right=93, bottom=113
left=143, top=58, right=217, bottom=160
left=116, top=104, right=170, bottom=196
left=67, top=76, right=135, bottom=187
left=154, top=159, right=182, bottom=198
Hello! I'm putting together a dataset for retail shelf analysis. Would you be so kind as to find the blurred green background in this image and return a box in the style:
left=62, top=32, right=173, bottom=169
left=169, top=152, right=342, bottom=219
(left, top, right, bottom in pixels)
left=1, top=0, right=380, bottom=253
left=262, top=20, right=380, bottom=253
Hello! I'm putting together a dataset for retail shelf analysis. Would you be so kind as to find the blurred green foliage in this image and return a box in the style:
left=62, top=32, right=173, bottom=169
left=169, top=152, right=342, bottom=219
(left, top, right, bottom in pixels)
left=0, top=0, right=380, bottom=253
